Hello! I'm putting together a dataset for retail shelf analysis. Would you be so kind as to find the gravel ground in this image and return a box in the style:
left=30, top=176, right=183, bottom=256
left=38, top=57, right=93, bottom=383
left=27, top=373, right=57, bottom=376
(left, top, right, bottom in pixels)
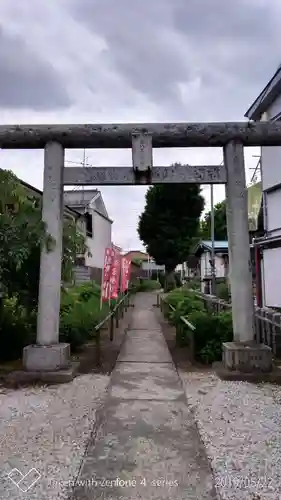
left=0, top=374, right=109, bottom=499
left=179, top=370, right=281, bottom=500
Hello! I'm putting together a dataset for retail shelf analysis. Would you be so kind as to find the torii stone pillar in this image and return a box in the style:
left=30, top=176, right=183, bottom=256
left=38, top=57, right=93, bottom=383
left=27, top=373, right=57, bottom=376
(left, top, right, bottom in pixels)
left=222, top=140, right=272, bottom=373
left=23, top=142, right=73, bottom=379
left=224, top=140, right=255, bottom=342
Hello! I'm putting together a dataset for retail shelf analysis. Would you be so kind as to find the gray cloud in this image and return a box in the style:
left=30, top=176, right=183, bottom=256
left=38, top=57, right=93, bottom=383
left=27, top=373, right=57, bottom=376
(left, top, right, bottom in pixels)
left=174, top=0, right=278, bottom=82
left=0, top=26, right=71, bottom=110
left=71, top=0, right=281, bottom=120
left=70, top=0, right=193, bottom=110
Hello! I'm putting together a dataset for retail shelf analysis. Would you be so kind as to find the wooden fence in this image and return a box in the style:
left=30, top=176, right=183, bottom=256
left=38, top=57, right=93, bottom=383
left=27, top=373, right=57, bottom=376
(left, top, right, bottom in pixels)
left=196, top=292, right=281, bottom=357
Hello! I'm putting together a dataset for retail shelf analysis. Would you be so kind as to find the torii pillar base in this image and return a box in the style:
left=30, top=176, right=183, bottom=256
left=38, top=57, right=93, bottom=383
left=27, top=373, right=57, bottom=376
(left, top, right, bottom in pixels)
left=214, top=341, right=281, bottom=383
left=5, top=344, right=78, bottom=386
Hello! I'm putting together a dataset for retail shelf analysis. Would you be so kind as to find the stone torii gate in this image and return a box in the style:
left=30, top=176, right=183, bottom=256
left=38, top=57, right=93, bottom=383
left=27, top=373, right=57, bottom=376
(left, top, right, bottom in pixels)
left=1, top=121, right=280, bottom=381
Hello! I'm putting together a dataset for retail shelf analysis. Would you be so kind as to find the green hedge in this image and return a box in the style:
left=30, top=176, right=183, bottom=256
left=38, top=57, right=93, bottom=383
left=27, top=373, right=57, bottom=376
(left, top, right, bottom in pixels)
left=0, top=281, right=123, bottom=362
left=60, top=282, right=118, bottom=350
left=0, top=296, right=36, bottom=362
left=183, top=277, right=201, bottom=291
left=164, top=289, right=233, bottom=363
left=216, top=282, right=231, bottom=302
left=134, top=279, right=161, bottom=292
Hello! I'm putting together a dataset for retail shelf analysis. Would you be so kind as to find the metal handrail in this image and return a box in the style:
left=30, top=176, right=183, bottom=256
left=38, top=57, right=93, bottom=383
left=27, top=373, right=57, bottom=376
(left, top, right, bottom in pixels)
left=180, top=315, right=196, bottom=331
left=157, top=294, right=196, bottom=359
left=93, top=290, right=133, bottom=366
left=166, top=302, right=196, bottom=332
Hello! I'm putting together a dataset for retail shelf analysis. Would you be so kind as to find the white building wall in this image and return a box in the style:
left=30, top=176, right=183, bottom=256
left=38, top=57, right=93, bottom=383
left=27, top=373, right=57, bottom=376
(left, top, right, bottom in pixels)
left=63, top=190, right=112, bottom=271
left=267, top=93, right=281, bottom=120
left=85, top=211, right=112, bottom=269
left=199, top=252, right=226, bottom=278
left=175, top=264, right=183, bottom=276
left=261, top=145, right=281, bottom=238
left=199, top=251, right=227, bottom=292
left=263, top=247, right=281, bottom=308
left=258, top=95, right=281, bottom=306
left=215, top=255, right=226, bottom=278
left=261, top=146, right=281, bottom=191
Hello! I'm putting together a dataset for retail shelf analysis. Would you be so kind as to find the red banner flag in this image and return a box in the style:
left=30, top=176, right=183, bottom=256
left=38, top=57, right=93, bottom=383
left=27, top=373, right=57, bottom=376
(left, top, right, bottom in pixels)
left=121, top=257, right=131, bottom=292
left=101, top=247, right=116, bottom=303
left=110, top=252, right=121, bottom=300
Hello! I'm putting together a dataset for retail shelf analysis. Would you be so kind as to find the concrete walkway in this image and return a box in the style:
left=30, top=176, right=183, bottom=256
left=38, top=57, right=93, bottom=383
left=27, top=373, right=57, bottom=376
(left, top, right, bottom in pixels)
left=72, top=293, right=217, bottom=499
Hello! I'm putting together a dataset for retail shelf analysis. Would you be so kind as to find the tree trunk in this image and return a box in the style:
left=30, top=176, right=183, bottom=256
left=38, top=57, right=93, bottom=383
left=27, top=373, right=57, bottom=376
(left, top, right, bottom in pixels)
left=164, top=270, right=176, bottom=292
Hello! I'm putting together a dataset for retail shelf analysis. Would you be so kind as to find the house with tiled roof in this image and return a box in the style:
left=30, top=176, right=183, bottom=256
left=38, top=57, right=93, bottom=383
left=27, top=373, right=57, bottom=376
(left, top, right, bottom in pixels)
left=193, top=240, right=229, bottom=292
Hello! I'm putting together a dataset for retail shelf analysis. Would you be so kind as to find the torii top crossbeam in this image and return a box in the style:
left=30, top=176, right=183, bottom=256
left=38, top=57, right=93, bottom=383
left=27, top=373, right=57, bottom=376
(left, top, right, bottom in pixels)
left=1, top=121, right=281, bottom=149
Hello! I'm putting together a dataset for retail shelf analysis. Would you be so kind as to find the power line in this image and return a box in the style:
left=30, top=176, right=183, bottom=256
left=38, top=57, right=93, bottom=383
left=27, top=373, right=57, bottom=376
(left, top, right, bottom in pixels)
left=249, top=155, right=261, bottom=184
left=65, top=149, right=98, bottom=196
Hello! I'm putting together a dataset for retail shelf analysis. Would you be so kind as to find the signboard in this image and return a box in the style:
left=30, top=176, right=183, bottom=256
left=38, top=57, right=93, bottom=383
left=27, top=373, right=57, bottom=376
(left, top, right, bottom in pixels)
left=110, top=252, right=121, bottom=300
left=248, top=182, right=262, bottom=231
left=121, top=258, right=131, bottom=292
left=132, top=134, right=153, bottom=172
left=101, top=247, right=116, bottom=303
left=64, top=164, right=227, bottom=185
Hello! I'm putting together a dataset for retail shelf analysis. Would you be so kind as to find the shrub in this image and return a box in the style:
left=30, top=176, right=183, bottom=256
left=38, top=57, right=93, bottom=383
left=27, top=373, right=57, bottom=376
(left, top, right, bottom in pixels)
left=60, top=295, right=104, bottom=350
left=170, top=295, right=204, bottom=324
left=163, top=289, right=202, bottom=324
left=216, top=282, right=231, bottom=302
left=184, top=277, right=200, bottom=291
left=186, top=308, right=233, bottom=363
left=136, top=279, right=161, bottom=292
left=163, top=288, right=233, bottom=364
left=59, top=283, right=111, bottom=351
left=165, top=288, right=196, bottom=308
left=0, top=281, right=120, bottom=361
left=77, top=281, right=101, bottom=301
left=60, top=281, right=124, bottom=350
left=0, top=296, right=36, bottom=361
left=195, top=310, right=233, bottom=363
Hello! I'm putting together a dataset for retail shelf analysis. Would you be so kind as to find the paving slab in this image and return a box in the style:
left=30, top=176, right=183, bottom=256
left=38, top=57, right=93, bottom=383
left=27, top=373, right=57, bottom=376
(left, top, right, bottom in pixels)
left=72, top=400, right=216, bottom=499
left=72, top=292, right=217, bottom=500
left=110, top=362, right=184, bottom=400
left=129, top=308, right=161, bottom=331
left=118, top=333, right=171, bottom=362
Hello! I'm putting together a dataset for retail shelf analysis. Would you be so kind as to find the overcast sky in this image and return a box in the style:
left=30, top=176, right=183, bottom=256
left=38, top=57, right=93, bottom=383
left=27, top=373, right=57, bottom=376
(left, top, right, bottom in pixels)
left=0, top=0, right=280, bottom=250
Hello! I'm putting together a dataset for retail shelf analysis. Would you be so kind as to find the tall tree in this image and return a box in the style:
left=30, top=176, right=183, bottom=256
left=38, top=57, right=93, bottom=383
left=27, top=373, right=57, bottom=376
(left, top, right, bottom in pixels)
left=200, top=200, right=227, bottom=240
left=138, top=166, right=204, bottom=285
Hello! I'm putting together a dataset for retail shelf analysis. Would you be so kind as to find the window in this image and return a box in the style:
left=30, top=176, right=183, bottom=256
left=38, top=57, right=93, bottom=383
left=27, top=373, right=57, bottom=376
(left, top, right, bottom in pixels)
left=5, top=203, right=19, bottom=214
left=85, top=212, right=93, bottom=237
left=6, top=203, right=15, bottom=212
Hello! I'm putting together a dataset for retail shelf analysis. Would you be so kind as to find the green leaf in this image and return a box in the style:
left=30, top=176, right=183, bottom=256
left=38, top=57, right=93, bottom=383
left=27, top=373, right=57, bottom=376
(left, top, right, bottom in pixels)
left=0, top=169, right=87, bottom=309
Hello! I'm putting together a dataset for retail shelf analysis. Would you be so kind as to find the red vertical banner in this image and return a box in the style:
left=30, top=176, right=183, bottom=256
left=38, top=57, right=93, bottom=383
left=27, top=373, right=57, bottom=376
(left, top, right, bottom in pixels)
left=121, top=258, right=131, bottom=292
left=110, top=252, right=121, bottom=300
left=101, top=247, right=116, bottom=303
left=126, top=259, right=131, bottom=289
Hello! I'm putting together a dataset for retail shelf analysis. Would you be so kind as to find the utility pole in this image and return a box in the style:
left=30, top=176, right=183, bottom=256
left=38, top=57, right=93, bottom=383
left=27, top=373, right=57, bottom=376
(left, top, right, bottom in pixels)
left=210, top=182, right=216, bottom=295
